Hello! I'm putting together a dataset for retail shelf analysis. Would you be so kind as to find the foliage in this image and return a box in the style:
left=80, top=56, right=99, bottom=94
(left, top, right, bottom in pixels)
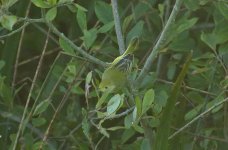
left=0, top=0, right=227, bottom=150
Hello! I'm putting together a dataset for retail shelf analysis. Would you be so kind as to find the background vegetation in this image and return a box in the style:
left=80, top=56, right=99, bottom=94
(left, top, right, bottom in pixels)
left=0, top=0, right=227, bottom=149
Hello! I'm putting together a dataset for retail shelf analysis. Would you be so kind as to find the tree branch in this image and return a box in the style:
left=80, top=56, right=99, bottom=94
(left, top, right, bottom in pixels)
left=46, top=22, right=107, bottom=67
left=111, top=0, right=125, bottom=54
left=136, top=0, right=182, bottom=84
left=169, top=97, right=228, bottom=139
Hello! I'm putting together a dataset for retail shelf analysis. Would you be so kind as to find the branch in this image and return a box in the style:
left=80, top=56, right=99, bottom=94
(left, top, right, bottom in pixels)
left=169, top=97, right=228, bottom=139
left=136, top=0, right=182, bottom=84
left=0, top=18, right=45, bottom=39
left=111, top=0, right=125, bottom=54
left=0, top=23, right=29, bottom=39
left=12, top=28, right=51, bottom=150
left=46, top=22, right=107, bottom=67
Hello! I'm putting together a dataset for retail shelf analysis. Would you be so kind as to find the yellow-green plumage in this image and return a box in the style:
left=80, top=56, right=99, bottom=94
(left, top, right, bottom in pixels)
left=99, top=67, right=127, bottom=92
left=99, top=37, right=139, bottom=92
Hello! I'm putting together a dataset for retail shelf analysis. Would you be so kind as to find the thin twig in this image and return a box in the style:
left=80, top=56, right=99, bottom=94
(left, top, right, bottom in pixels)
left=157, top=79, right=216, bottom=96
left=169, top=97, right=228, bottom=139
left=105, top=107, right=134, bottom=119
left=0, top=110, right=44, bottom=138
left=18, top=49, right=59, bottom=67
left=12, top=2, right=31, bottom=88
left=136, top=0, right=182, bottom=84
left=95, top=135, right=106, bottom=150
left=0, top=18, right=45, bottom=39
left=111, top=0, right=125, bottom=54
left=12, top=28, right=51, bottom=150
left=171, top=127, right=228, bottom=143
left=39, top=61, right=87, bottom=149
left=0, top=23, right=29, bottom=39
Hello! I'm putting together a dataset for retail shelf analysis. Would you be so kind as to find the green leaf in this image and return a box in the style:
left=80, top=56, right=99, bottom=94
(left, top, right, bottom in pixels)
left=32, top=141, right=44, bottom=150
left=75, top=3, right=88, bottom=12
left=0, top=76, right=13, bottom=107
left=177, top=18, right=198, bottom=33
left=135, top=96, right=142, bottom=119
left=82, top=108, right=90, bottom=138
left=98, top=21, right=114, bottom=33
left=133, top=124, right=144, bottom=133
left=31, top=0, right=51, bottom=8
left=71, top=85, right=85, bottom=95
left=86, top=71, right=92, bottom=85
left=6, top=0, right=18, bottom=7
left=59, top=37, right=74, bottom=54
left=47, top=0, right=57, bottom=5
left=184, top=104, right=203, bottom=120
left=199, top=0, right=210, bottom=5
left=32, top=117, right=46, bottom=127
left=132, top=107, right=137, bottom=122
left=0, top=15, right=17, bottom=30
left=83, top=28, right=97, bottom=49
left=99, top=127, right=110, bottom=137
left=95, top=1, right=113, bottom=24
left=158, top=4, right=165, bottom=19
left=184, top=0, right=200, bottom=11
left=214, top=20, right=228, bottom=43
left=155, top=90, right=168, bottom=107
left=107, top=94, right=121, bottom=115
left=142, top=89, right=155, bottom=114
left=167, top=62, right=176, bottom=80
left=124, top=113, right=133, bottom=129
left=141, top=138, right=151, bottom=150
left=126, top=20, right=144, bottom=45
left=0, top=60, right=5, bottom=71
left=201, top=32, right=217, bottom=50
left=152, top=103, right=163, bottom=115
left=122, top=15, right=133, bottom=34
left=33, top=99, right=50, bottom=116
left=58, top=0, right=69, bottom=4
left=96, top=90, right=110, bottom=109
left=77, top=8, right=87, bottom=31
left=121, top=128, right=135, bottom=144
left=67, top=4, right=77, bottom=13
left=107, top=126, right=125, bottom=131
left=45, top=7, right=57, bottom=21
left=169, top=32, right=195, bottom=52
left=149, top=116, right=160, bottom=128
left=134, top=2, right=150, bottom=19
left=217, top=1, right=228, bottom=20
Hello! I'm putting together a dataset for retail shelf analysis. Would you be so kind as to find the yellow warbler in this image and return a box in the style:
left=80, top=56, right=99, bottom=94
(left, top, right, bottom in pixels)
left=99, top=37, right=139, bottom=92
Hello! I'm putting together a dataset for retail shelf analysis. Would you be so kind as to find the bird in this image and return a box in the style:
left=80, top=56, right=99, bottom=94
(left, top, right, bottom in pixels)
left=99, top=37, right=139, bottom=92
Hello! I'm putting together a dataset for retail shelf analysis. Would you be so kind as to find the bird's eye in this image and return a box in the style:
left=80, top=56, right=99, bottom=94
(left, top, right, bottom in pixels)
left=105, top=86, right=108, bottom=89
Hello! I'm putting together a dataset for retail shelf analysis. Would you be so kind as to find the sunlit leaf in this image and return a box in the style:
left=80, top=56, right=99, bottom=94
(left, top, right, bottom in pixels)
left=95, top=1, right=113, bottom=24
left=0, top=15, right=17, bottom=30
left=126, top=21, right=144, bottom=45
left=32, top=117, right=46, bottom=127
left=107, top=94, right=121, bottom=115
left=201, top=32, right=217, bottom=50
left=59, top=38, right=74, bottom=54
left=83, top=28, right=97, bottom=49
left=31, top=0, right=51, bottom=8
left=141, top=138, right=151, bottom=150
left=77, top=8, right=87, bottom=31
left=45, top=7, right=57, bottom=21
left=142, top=89, right=155, bottom=114
left=86, top=71, right=92, bottom=85
left=33, top=99, right=50, bottom=116
left=98, top=21, right=114, bottom=33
